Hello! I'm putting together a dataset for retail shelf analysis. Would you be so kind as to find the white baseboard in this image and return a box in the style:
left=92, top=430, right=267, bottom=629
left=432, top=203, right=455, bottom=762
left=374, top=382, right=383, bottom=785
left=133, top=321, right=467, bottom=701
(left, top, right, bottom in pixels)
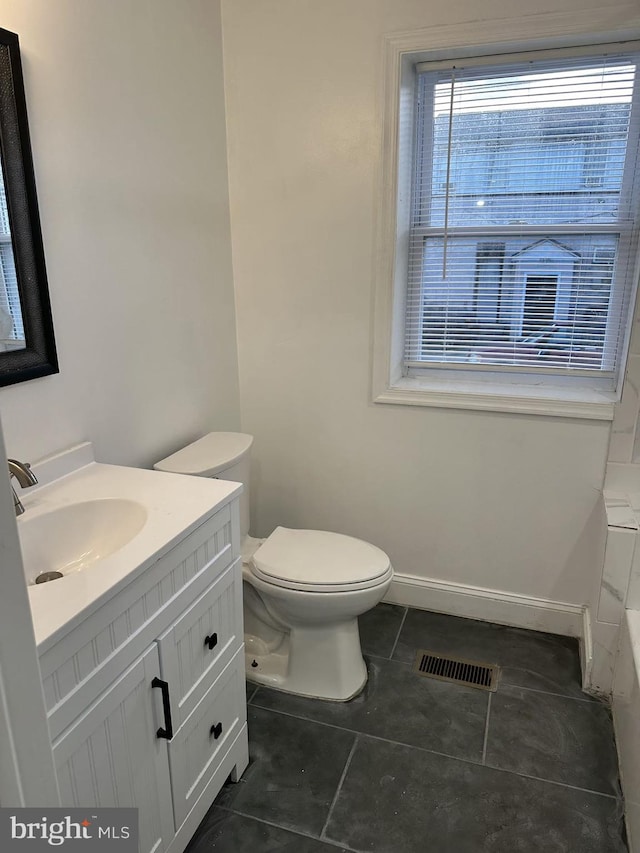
left=384, top=573, right=585, bottom=638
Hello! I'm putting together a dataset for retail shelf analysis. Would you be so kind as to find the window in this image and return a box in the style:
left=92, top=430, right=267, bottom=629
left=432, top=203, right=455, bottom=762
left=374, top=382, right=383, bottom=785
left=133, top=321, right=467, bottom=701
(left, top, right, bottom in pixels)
left=408, top=49, right=639, bottom=376
left=374, top=37, right=640, bottom=418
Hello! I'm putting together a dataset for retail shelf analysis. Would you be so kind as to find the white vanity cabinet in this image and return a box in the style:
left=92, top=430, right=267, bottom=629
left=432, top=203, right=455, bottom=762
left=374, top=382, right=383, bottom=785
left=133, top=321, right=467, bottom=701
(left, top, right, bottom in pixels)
left=39, top=499, right=249, bottom=853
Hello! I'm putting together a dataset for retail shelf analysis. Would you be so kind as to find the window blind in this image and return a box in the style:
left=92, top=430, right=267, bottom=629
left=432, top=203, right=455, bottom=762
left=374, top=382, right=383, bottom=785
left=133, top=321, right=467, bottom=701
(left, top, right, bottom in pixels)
left=405, top=50, right=640, bottom=377
left=0, top=173, right=22, bottom=340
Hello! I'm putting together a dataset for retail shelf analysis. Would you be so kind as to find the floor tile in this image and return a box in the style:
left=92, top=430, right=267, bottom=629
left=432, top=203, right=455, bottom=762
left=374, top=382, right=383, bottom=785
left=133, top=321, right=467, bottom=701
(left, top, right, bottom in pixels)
left=186, top=809, right=350, bottom=853
left=358, top=603, right=406, bottom=658
left=215, top=706, right=355, bottom=837
left=324, top=735, right=626, bottom=853
left=392, top=608, right=587, bottom=699
left=190, top=607, right=625, bottom=852
left=485, top=685, right=620, bottom=795
left=251, top=655, right=488, bottom=761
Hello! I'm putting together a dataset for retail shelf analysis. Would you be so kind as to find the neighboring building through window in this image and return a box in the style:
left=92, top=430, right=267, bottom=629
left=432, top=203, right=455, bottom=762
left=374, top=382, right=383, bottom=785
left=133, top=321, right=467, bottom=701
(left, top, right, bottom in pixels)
left=403, top=49, right=640, bottom=382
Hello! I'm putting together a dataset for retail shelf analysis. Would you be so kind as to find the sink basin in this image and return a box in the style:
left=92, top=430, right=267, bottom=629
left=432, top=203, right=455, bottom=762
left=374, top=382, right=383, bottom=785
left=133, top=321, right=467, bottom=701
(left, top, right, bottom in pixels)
left=19, top=498, right=147, bottom=586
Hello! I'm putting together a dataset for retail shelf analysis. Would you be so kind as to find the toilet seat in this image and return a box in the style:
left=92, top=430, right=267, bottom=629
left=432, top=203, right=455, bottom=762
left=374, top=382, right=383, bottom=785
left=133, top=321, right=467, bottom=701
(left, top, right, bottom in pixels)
left=249, top=526, right=392, bottom=592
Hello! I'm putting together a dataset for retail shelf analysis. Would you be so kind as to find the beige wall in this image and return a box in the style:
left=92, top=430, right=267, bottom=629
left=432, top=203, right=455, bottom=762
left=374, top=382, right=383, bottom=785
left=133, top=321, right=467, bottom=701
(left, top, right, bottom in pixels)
left=222, top=0, right=636, bottom=605
left=0, top=0, right=240, bottom=468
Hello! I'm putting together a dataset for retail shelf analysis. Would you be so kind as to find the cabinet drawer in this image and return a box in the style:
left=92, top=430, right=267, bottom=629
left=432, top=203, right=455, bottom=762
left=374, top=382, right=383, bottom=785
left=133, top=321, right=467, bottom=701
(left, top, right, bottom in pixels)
left=158, top=559, right=243, bottom=729
left=168, top=648, right=246, bottom=828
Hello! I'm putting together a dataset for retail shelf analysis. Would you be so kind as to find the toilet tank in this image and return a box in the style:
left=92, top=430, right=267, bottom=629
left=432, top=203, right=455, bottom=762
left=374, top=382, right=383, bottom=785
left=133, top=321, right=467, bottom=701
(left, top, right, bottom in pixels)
left=154, top=432, right=253, bottom=539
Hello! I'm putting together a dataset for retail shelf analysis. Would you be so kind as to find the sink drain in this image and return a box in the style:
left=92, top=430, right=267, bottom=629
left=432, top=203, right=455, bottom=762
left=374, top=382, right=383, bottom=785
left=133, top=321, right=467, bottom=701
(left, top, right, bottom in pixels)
left=35, top=571, right=64, bottom=584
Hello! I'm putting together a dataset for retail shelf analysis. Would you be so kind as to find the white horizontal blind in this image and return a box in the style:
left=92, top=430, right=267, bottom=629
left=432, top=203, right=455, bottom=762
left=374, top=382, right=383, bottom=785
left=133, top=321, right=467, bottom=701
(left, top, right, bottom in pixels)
left=0, top=172, right=22, bottom=341
left=405, top=50, right=640, bottom=377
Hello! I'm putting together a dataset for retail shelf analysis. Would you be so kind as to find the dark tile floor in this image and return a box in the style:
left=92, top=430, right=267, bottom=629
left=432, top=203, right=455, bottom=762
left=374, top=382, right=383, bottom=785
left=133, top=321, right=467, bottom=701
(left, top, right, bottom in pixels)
left=187, top=605, right=628, bottom=852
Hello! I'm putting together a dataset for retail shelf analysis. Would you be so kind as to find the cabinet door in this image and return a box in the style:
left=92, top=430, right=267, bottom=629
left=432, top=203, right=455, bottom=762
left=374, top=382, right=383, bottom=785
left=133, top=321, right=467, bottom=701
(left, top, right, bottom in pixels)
left=53, top=645, right=174, bottom=853
left=158, top=559, right=243, bottom=729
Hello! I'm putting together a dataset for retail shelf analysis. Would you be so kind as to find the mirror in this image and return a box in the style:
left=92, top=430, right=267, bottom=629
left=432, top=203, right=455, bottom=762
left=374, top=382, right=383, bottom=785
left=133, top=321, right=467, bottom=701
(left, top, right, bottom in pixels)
left=0, top=27, right=57, bottom=387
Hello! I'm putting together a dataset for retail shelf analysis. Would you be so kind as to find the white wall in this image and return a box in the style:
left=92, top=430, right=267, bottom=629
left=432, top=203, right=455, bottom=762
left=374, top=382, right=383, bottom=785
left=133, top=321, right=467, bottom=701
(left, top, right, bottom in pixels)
left=222, top=0, right=637, bottom=610
left=0, top=412, right=58, bottom=806
left=0, top=0, right=240, bottom=468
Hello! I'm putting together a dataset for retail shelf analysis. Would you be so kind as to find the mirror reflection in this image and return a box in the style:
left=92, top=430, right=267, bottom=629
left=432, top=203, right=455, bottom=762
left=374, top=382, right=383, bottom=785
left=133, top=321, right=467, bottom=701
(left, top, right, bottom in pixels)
left=0, top=163, right=24, bottom=353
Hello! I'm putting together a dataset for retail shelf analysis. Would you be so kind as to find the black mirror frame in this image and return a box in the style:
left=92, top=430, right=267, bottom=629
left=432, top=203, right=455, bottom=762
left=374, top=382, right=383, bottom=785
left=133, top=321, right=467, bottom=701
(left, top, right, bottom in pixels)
left=0, top=27, right=57, bottom=387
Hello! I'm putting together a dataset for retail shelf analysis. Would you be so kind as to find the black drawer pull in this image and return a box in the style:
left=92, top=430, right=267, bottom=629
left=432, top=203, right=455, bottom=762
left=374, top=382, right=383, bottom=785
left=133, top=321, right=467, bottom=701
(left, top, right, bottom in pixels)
left=210, top=722, right=223, bottom=740
left=151, top=677, right=174, bottom=740
left=204, top=633, right=218, bottom=651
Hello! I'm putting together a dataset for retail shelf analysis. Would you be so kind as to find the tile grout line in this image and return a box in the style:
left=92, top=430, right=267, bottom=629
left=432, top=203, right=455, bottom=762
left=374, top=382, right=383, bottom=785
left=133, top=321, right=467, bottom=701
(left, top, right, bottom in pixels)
left=505, top=682, right=607, bottom=705
left=320, top=735, right=360, bottom=841
left=481, top=761, right=623, bottom=801
left=249, top=703, right=619, bottom=800
left=481, top=692, right=492, bottom=765
left=250, top=701, right=486, bottom=769
left=214, top=804, right=360, bottom=853
left=388, top=606, right=409, bottom=659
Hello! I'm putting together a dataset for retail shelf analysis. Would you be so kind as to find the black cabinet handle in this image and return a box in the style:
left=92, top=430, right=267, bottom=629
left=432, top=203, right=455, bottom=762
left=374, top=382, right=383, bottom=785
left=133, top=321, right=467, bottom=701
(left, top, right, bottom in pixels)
left=204, top=633, right=218, bottom=651
left=151, top=677, right=174, bottom=740
left=210, top=721, right=223, bottom=740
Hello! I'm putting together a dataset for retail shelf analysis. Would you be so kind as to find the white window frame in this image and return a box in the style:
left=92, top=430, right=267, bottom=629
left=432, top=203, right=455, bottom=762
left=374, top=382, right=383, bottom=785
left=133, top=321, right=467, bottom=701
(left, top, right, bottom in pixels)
left=371, top=10, right=640, bottom=420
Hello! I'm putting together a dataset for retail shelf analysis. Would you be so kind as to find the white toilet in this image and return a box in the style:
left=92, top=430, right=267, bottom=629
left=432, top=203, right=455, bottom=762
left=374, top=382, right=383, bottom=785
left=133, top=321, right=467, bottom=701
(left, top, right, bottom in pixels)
left=154, top=432, right=393, bottom=701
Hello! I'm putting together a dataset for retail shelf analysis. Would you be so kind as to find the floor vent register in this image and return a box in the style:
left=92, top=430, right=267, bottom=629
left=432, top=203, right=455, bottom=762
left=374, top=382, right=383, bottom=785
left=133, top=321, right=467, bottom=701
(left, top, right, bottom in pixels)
left=414, top=650, right=500, bottom=692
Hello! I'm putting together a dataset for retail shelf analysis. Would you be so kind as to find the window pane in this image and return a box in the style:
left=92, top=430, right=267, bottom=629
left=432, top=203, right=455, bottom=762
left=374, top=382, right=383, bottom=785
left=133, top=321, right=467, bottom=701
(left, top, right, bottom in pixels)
left=407, top=234, right=617, bottom=369
left=421, top=62, right=635, bottom=228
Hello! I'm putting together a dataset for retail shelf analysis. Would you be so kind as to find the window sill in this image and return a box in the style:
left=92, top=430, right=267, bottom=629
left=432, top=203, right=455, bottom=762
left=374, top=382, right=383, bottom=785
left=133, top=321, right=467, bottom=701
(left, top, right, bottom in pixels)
left=374, top=376, right=616, bottom=420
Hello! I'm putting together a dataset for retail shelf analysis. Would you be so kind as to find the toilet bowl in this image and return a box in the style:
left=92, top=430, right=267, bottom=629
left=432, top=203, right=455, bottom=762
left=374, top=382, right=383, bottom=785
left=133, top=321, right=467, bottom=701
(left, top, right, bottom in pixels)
left=155, top=433, right=393, bottom=701
left=243, top=526, right=392, bottom=699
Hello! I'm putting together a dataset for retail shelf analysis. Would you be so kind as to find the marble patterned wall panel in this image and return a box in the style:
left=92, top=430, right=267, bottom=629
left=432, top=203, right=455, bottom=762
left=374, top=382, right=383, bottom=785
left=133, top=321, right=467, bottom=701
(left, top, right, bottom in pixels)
left=628, top=301, right=640, bottom=357
left=598, top=526, right=636, bottom=624
left=590, top=619, right=622, bottom=695
left=626, top=532, right=640, bottom=611
left=611, top=355, right=640, bottom=463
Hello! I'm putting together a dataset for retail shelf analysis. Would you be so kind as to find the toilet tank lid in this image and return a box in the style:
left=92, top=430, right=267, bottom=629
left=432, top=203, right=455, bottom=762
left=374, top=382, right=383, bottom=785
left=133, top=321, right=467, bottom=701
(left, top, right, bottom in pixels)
left=154, top=432, right=253, bottom=477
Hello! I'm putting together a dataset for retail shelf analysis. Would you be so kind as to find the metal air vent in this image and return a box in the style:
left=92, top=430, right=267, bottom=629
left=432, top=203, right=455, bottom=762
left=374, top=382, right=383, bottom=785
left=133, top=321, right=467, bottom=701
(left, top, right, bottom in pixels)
left=414, top=650, right=499, bottom=692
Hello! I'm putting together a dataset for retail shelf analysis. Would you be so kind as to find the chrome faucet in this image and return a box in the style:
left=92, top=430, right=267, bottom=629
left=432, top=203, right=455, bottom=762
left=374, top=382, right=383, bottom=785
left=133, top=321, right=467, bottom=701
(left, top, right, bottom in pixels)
left=7, top=459, right=38, bottom=516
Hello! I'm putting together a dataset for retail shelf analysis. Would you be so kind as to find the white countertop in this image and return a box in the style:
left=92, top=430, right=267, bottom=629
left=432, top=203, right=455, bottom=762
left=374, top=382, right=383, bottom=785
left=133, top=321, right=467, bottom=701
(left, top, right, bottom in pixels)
left=22, top=460, right=241, bottom=651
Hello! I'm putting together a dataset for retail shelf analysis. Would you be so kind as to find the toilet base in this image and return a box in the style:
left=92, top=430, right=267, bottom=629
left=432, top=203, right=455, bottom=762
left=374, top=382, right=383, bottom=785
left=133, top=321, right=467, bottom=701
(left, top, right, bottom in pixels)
left=244, top=617, right=368, bottom=701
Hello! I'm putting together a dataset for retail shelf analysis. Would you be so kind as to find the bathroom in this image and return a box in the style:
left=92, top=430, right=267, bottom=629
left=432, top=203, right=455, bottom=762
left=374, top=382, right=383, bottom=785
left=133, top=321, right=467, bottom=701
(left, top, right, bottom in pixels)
left=0, top=0, right=639, bottom=850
